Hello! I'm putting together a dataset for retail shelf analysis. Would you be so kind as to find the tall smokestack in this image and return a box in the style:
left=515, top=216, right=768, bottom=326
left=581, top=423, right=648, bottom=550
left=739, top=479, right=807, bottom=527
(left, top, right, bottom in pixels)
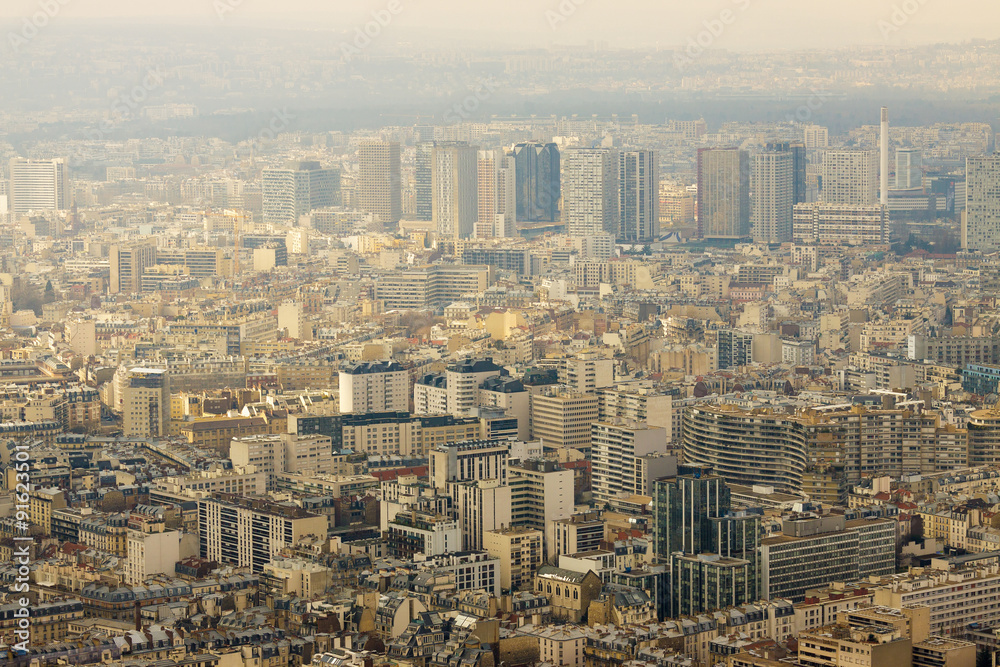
left=880, top=106, right=889, bottom=206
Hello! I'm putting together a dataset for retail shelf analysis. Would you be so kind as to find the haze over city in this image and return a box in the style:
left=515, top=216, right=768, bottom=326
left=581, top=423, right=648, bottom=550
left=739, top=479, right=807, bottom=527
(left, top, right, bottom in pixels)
left=5, top=2, right=1000, bottom=667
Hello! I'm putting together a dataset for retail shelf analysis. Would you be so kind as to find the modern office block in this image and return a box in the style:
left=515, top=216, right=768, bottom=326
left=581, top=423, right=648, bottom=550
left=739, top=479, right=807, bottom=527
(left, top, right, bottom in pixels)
left=697, top=148, right=751, bottom=240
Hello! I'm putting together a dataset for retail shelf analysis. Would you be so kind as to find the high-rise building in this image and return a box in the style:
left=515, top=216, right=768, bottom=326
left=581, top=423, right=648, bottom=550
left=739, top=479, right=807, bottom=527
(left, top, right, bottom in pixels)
left=652, top=467, right=761, bottom=616
left=963, top=154, right=1000, bottom=252
left=339, top=361, right=409, bottom=414
left=529, top=391, right=600, bottom=456
left=110, top=241, right=157, bottom=295
left=429, top=439, right=510, bottom=490
left=358, top=140, right=401, bottom=225
left=8, top=158, right=70, bottom=214
left=415, top=141, right=435, bottom=221
left=122, top=367, right=169, bottom=439
left=618, top=150, right=659, bottom=242
left=751, top=148, right=795, bottom=244
left=590, top=421, right=669, bottom=505
left=803, top=125, right=829, bottom=149
left=895, top=148, right=923, bottom=190
left=822, top=150, right=879, bottom=206
left=198, top=494, right=327, bottom=572
left=477, top=149, right=516, bottom=238
left=697, top=148, right=751, bottom=240
left=262, top=160, right=339, bottom=224
left=432, top=142, right=479, bottom=239
left=509, top=459, right=574, bottom=559
left=483, top=526, right=543, bottom=592
left=513, top=142, right=560, bottom=223
left=563, top=148, right=619, bottom=238
left=767, top=141, right=808, bottom=204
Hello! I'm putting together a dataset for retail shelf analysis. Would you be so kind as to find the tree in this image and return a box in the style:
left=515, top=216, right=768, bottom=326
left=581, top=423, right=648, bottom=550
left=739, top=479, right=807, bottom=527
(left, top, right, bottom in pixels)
left=976, top=647, right=991, bottom=667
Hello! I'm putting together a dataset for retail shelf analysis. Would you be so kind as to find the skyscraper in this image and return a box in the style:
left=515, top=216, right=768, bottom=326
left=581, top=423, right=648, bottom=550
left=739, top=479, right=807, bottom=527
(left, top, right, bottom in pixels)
left=432, top=142, right=479, bottom=240
left=8, top=158, right=70, bottom=214
left=751, top=148, right=795, bottom=244
left=513, top=142, right=561, bottom=223
left=963, top=154, right=1000, bottom=252
left=477, top=149, right=517, bottom=238
left=357, top=140, right=401, bottom=225
left=563, top=148, right=619, bottom=238
left=895, top=148, right=923, bottom=190
left=766, top=141, right=807, bottom=204
left=821, top=150, right=878, bottom=206
left=415, top=141, right=435, bottom=221
left=262, top=160, right=339, bottom=224
left=618, top=150, right=660, bottom=242
left=122, top=367, right=169, bottom=439
left=697, top=148, right=751, bottom=240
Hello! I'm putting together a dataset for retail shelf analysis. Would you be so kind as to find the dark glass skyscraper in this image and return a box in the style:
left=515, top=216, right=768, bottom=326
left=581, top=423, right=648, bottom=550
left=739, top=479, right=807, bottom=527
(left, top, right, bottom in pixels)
left=415, top=141, right=435, bottom=221
left=513, top=142, right=560, bottom=223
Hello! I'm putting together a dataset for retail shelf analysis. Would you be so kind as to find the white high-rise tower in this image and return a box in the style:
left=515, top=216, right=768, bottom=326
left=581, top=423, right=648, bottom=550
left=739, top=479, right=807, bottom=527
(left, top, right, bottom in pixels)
left=880, top=107, right=889, bottom=206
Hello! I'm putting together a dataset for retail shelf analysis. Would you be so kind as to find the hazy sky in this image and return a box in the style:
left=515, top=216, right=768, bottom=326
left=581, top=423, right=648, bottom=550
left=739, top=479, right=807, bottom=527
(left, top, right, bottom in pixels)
left=2, top=0, right=998, bottom=50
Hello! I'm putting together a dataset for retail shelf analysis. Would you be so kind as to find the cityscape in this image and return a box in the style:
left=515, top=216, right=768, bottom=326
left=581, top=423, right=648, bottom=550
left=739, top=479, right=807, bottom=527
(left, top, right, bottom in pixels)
left=5, top=2, right=1000, bottom=667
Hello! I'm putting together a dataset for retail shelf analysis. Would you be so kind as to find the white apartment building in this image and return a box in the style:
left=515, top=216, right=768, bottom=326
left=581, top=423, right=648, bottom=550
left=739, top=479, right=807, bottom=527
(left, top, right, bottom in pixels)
left=563, top=148, right=619, bottom=238
left=821, top=150, right=878, bottom=206
left=339, top=361, right=409, bottom=413
left=590, top=421, right=668, bottom=505
left=8, top=157, right=70, bottom=213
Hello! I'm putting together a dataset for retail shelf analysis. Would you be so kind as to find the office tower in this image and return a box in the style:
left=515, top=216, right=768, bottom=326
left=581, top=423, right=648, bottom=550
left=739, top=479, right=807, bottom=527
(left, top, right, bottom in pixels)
left=529, top=391, right=600, bottom=456
left=766, top=141, right=807, bottom=204
left=696, top=148, right=751, bottom=240
left=415, top=141, right=435, bottom=220
left=477, top=149, right=517, bottom=238
left=357, top=140, right=401, bottom=225
left=563, top=148, right=619, bottom=238
left=339, top=361, right=409, bottom=414
left=751, top=148, right=795, bottom=244
left=652, top=468, right=761, bottom=616
left=880, top=107, right=890, bottom=206
left=262, top=160, right=339, bottom=224
left=822, top=150, right=879, bottom=206
left=122, top=367, right=169, bottom=438
left=432, top=142, right=479, bottom=239
left=429, top=439, right=510, bottom=490
left=449, top=479, right=513, bottom=551
left=590, top=421, right=669, bottom=505
left=198, top=495, right=327, bottom=572
left=513, top=142, right=560, bottom=223
left=109, top=241, right=157, bottom=294
left=895, top=148, right=923, bottom=190
left=964, top=154, right=1000, bottom=252
left=618, top=150, right=660, bottom=242
left=509, top=459, right=574, bottom=559
left=8, top=157, right=70, bottom=213
left=803, top=125, right=829, bottom=149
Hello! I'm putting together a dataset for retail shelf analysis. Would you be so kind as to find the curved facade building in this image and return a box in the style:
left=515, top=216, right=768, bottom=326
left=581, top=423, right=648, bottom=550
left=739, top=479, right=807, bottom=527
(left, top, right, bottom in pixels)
left=968, top=407, right=1000, bottom=466
left=682, top=405, right=808, bottom=495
